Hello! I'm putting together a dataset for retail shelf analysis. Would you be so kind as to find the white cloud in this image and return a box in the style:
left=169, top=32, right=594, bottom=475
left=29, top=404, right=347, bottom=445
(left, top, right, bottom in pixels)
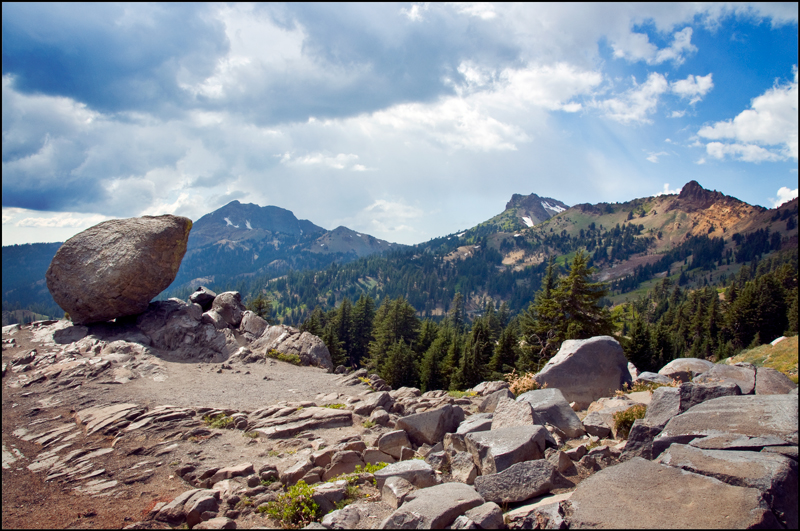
left=656, top=183, right=680, bottom=196
left=452, top=2, right=497, bottom=20
left=646, top=151, right=669, bottom=163
left=670, top=110, right=686, bottom=118
left=612, top=27, right=697, bottom=66
left=771, top=186, right=798, bottom=207
left=671, top=73, right=714, bottom=104
left=401, top=3, right=429, bottom=21
left=698, top=66, right=798, bottom=161
left=597, top=72, right=669, bottom=124
left=282, top=152, right=361, bottom=170
left=12, top=210, right=111, bottom=228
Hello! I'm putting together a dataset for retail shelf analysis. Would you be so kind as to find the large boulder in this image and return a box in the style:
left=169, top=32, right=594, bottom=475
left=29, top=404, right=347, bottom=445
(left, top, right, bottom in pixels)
left=252, top=324, right=333, bottom=370
left=210, top=292, right=247, bottom=329
left=373, top=460, right=438, bottom=490
left=644, top=381, right=741, bottom=429
left=693, top=363, right=756, bottom=394
left=657, top=444, right=798, bottom=529
left=395, top=405, right=465, bottom=447
left=532, top=336, right=631, bottom=409
left=490, top=397, right=535, bottom=430
left=46, top=215, right=192, bottom=325
left=379, top=482, right=484, bottom=529
left=755, top=367, right=798, bottom=395
left=652, top=394, right=798, bottom=458
left=516, top=388, right=586, bottom=438
left=568, top=457, right=779, bottom=529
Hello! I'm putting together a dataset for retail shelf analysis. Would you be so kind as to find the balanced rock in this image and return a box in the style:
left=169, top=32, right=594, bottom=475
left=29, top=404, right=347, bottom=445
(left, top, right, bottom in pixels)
left=533, top=336, right=631, bottom=409
left=46, top=215, right=192, bottom=325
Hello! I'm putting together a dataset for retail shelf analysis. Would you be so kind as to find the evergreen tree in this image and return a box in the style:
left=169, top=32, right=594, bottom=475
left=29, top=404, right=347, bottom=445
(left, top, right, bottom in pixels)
left=626, top=315, right=653, bottom=372
left=383, top=340, right=418, bottom=389
left=246, top=293, right=273, bottom=323
left=299, top=306, right=325, bottom=337
left=519, top=256, right=560, bottom=366
left=448, top=293, right=466, bottom=333
left=453, top=317, right=493, bottom=390
left=351, top=294, right=376, bottom=368
left=488, top=323, right=520, bottom=378
left=368, top=296, right=420, bottom=376
left=335, top=297, right=355, bottom=366
left=420, top=325, right=453, bottom=392
left=322, top=322, right=346, bottom=367
left=556, top=250, right=615, bottom=340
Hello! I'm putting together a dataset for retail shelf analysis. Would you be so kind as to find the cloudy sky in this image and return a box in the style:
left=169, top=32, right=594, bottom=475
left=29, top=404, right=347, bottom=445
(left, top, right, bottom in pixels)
left=2, top=3, right=798, bottom=246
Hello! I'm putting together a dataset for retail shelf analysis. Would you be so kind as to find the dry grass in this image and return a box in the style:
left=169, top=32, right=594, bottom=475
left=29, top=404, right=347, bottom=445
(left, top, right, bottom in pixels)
left=726, top=336, right=798, bottom=383
left=504, top=369, right=544, bottom=396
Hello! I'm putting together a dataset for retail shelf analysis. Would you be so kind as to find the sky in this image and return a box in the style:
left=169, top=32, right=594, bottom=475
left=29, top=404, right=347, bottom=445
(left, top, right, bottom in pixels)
left=2, top=2, right=798, bottom=246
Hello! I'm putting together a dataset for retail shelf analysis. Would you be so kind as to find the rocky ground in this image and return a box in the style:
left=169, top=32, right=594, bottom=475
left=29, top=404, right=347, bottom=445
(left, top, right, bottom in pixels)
left=3, top=309, right=797, bottom=530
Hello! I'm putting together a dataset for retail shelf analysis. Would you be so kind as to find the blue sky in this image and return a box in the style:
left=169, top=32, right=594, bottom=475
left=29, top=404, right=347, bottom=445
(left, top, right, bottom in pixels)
left=2, top=2, right=797, bottom=246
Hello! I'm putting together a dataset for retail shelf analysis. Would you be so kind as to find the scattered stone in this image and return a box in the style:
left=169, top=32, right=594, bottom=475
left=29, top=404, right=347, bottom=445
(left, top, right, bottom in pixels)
left=474, top=459, right=558, bottom=504
left=379, top=482, right=484, bottom=529
left=477, top=389, right=514, bottom=414
left=693, top=363, right=756, bottom=394
left=395, top=405, right=465, bottom=447
left=192, top=517, right=236, bottom=529
left=516, top=388, right=586, bottom=438
left=546, top=450, right=574, bottom=473
left=378, top=430, right=411, bottom=460
left=252, top=325, right=334, bottom=371
left=465, top=425, right=550, bottom=475
left=504, top=493, right=573, bottom=529
left=373, top=459, right=438, bottom=490
left=463, top=502, right=504, bottom=530
left=755, top=367, right=798, bottom=395
left=382, top=476, right=415, bottom=509
left=323, top=451, right=365, bottom=481
left=449, top=451, right=479, bottom=485
left=46, top=215, right=192, bottom=325
left=472, top=381, right=510, bottom=396
left=363, top=447, right=396, bottom=465
left=532, top=336, right=631, bottom=409
left=456, top=413, right=493, bottom=435
left=581, top=412, right=611, bottom=438
left=633, top=371, right=673, bottom=385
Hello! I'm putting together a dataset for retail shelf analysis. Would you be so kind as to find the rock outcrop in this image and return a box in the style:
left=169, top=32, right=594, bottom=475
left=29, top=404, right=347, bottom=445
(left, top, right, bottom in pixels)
left=46, top=215, right=192, bottom=325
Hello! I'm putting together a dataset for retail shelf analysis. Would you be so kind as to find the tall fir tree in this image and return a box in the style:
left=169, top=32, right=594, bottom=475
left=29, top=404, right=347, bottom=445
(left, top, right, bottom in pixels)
left=351, top=294, right=376, bottom=368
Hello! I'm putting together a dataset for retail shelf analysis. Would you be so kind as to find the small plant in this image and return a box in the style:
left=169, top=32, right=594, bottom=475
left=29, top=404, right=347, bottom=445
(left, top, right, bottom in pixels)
left=322, top=403, right=345, bottom=409
left=355, top=462, right=388, bottom=474
left=236, top=496, right=253, bottom=509
left=261, top=478, right=275, bottom=486
left=267, top=450, right=280, bottom=458
left=447, top=390, right=477, bottom=399
left=262, top=480, right=321, bottom=528
left=504, top=369, right=542, bottom=396
left=243, top=431, right=259, bottom=439
left=203, top=413, right=234, bottom=429
left=612, top=404, right=647, bottom=439
left=267, top=349, right=303, bottom=366
left=362, top=420, right=376, bottom=429
left=615, top=378, right=679, bottom=396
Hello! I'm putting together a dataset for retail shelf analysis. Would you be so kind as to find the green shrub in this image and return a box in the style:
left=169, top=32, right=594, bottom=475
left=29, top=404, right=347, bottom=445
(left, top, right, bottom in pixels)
left=243, top=431, right=259, bottom=439
left=362, top=420, right=376, bottom=429
left=447, top=390, right=477, bottom=398
left=267, top=349, right=302, bottom=365
left=322, top=403, right=345, bottom=409
left=203, top=413, right=234, bottom=429
left=261, top=480, right=320, bottom=528
left=612, top=404, right=647, bottom=439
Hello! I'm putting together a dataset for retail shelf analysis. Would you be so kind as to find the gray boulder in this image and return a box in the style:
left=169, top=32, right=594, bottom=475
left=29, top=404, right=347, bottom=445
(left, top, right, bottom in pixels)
left=653, top=394, right=798, bottom=458
left=657, top=443, right=798, bottom=528
left=457, top=413, right=493, bottom=435
left=210, top=292, right=246, bottom=329
left=657, top=357, right=713, bottom=382
left=619, top=419, right=663, bottom=461
left=373, top=459, right=438, bottom=490
left=450, top=451, right=479, bottom=485
left=478, top=389, right=515, bottom=413
left=633, top=371, right=673, bottom=385
left=644, top=381, right=741, bottom=429
left=474, top=460, right=558, bottom=504
left=532, top=336, right=631, bottom=409
left=379, top=482, right=484, bottom=529
left=472, top=381, right=511, bottom=396
left=755, top=367, right=798, bottom=395
left=395, top=405, right=465, bottom=447
left=464, top=502, right=504, bottom=530
left=569, top=457, right=779, bottom=528
left=378, top=430, right=411, bottom=460
left=189, top=286, right=216, bottom=311
left=490, top=397, right=535, bottom=430
left=693, top=363, right=756, bottom=394
left=582, top=411, right=611, bottom=438
left=46, top=215, right=192, bottom=325
left=382, top=476, right=416, bottom=509
left=516, top=388, right=586, bottom=438
left=239, top=310, right=269, bottom=338
left=252, top=325, right=333, bottom=370
left=465, top=425, right=551, bottom=475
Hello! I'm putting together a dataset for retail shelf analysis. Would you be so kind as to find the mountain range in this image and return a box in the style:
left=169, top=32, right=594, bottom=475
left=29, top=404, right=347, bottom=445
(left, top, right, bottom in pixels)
left=2, top=181, right=797, bottom=325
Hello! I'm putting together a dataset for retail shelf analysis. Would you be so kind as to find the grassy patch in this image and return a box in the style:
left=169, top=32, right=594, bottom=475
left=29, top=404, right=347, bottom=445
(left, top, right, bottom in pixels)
left=267, top=349, right=303, bottom=365
left=447, top=390, right=477, bottom=398
left=260, top=480, right=320, bottom=528
left=612, top=404, right=647, bottom=439
left=203, top=413, right=234, bottom=429
left=725, top=336, right=798, bottom=380
left=615, top=379, right=678, bottom=396
left=362, top=420, right=376, bottom=429
left=243, top=431, right=259, bottom=439
left=322, top=403, right=345, bottom=409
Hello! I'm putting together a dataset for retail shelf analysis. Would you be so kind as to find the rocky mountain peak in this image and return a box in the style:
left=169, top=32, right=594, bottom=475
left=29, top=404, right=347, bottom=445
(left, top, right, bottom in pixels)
left=671, top=180, right=742, bottom=213
left=505, top=192, right=569, bottom=228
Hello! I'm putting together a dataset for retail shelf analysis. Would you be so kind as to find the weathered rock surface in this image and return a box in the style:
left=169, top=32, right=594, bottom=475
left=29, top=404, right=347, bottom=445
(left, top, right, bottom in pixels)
left=644, top=381, right=741, bottom=429
left=379, top=482, right=484, bottom=529
left=478, top=389, right=515, bottom=413
left=46, top=215, right=192, bottom=325
left=568, top=457, right=780, bottom=529
left=457, top=413, right=493, bottom=435
left=657, top=443, right=798, bottom=528
left=465, top=425, right=551, bottom=475
left=373, top=459, right=438, bottom=490
left=395, top=405, right=464, bottom=447
left=490, top=397, right=535, bottom=430
left=693, top=363, right=756, bottom=394
left=474, top=459, right=558, bottom=504
left=755, top=367, right=798, bottom=395
left=653, top=394, right=798, bottom=457
left=517, top=388, right=586, bottom=438
left=532, top=336, right=631, bottom=409
left=188, top=286, right=216, bottom=311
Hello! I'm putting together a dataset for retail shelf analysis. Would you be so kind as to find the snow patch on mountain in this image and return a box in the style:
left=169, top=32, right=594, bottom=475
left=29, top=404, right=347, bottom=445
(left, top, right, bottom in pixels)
left=245, top=220, right=252, bottom=230
left=541, top=201, right=565, bottom=213
left=522, top=216, right=534, bottom=227
left=224, top=217, right=239, bottom=228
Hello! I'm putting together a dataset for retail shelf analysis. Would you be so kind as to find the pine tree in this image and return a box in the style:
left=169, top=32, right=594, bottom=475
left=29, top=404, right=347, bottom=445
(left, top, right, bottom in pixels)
left=488, top=323, right=520, bottom=378
left=448, top=293, right=466, bottom=334
left=322, top=322, right=346, bottom=367
left=420, top=326, right=453, bottom=392
left=335, top=297, right=355, bottom=366
left=556, top=250, right=614, bottom=341
left=368, top=297, right=420, bottom=376
left=519, top=256, right=560, bottom=366
left=383, top=340, right=418, bottom=389
left=246, top=293, right=273, bottom=323
left=351, top=294, right=376, bottom=368
left=626, top=315, right=653, bottom=372
left=453, top=317, right=493, bottom=390
left=299, top=306, right=325, bottom=337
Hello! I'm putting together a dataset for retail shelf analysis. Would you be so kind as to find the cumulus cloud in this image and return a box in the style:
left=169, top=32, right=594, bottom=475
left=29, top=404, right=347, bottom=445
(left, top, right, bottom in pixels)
left=698, top=67, right=798, bottom=161
left=597, top=72, right=670, bottom=124
left=656, top=183, right=680, bottom=196
left=771, top=186, right=798, bottom=207
left=671, top=73, right=714, bottom=104
left=646, top=151, right=669, bottom=163
left=612, top=27, right=697, bottom=66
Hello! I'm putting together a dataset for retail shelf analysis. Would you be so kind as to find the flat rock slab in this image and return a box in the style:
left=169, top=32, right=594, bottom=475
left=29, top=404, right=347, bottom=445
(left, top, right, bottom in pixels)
left=755, top=367, right=798, bottom=395
left=254, top=407, right=352, bottom=438
left=457, top=413, right=493, bottom=435
left=491, top=398, right=535, bottom=430
left=373, top=459, right=438, bottom=490
left=474, top=459, right=557, bottom=504
left=465, top=425, right=549, bottom=475
left=693, top=364, right=756, bottom=395
left=657, top=443, right=798, bottom=529
left=516, top=388, right=585, bottom=438
left=658, top=358, right=714, bottom=382
left=568, top=457, right=780, bottom=529
left=379, top=482, right=485, bottom=529
left=653, top=395, right=798, bottom=457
